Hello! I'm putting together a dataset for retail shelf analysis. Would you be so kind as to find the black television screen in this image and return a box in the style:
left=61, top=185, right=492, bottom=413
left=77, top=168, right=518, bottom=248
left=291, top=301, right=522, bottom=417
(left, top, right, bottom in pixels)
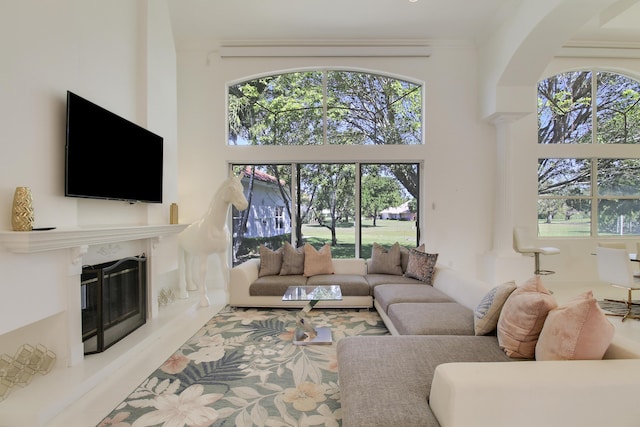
left=65, top=91, right=163, bottom=203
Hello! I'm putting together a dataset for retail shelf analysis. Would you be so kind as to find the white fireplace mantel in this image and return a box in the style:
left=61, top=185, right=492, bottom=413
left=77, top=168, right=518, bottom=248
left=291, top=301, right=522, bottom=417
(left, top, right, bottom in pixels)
left=0, top=224, right=188, bottom=253
left=0, top=223, right=227, bottom=427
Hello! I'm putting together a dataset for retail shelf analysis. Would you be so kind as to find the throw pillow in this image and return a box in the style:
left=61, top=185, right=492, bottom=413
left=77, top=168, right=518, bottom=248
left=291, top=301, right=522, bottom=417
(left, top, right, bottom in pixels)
left=473, top=280, right=517, bottom=336
left=535, top=291, right=615, bottom=361
left=279, top=242, right=305, bottom=276
left=404, top=248, right=438, bottom=285
left=369, top=242, right=403, bottom=275
left=496, top=276, right=557, bottom=359
left=303, top=243, right=334, bottom=277
left=258, top=245, right=283, bottom=277
left=401, top=243, right=424, bottom=273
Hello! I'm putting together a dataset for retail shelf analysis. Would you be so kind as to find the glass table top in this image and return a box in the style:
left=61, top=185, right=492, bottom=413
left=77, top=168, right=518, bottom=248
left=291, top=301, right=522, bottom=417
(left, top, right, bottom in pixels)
left=282, top=285, right=343, bottom=301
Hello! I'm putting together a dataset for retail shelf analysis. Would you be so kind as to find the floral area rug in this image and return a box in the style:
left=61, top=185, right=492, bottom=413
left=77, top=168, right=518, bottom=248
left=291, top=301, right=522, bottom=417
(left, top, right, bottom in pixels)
left=97, top=307, right=389, bottom=427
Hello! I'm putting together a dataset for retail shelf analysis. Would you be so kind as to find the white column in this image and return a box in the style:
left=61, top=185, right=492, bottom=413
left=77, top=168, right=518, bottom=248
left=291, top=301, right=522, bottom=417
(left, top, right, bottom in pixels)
left=492, top=115, right=516, bottom=255
left=479, top=114, right=532, bottom=284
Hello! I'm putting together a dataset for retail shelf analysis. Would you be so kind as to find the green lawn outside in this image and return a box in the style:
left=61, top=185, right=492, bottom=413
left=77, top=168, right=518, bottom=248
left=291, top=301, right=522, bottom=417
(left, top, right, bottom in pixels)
left=538, top=218, right=591, bottom=237
left=538, top=218, right=640, bottom=237
left=302, top=219, right=418, bottom=258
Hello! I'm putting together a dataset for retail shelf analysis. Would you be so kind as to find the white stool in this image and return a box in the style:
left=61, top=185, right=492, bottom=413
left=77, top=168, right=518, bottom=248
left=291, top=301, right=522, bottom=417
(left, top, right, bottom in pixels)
left=513, top=227, right=560, bottom=275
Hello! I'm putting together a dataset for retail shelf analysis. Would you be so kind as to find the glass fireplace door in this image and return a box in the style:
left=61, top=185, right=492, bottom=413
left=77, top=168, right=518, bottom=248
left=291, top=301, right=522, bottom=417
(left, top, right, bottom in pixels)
left=81, top=255, right=147, bottom=354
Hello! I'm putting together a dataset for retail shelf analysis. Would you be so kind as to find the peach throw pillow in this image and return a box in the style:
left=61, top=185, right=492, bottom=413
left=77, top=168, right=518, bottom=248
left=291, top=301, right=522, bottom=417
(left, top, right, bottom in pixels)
left=303, top=243, right=334, bottom=277
left=535, top=291, right=614, bottom=361
left=497, top=276, right=557, bottom=359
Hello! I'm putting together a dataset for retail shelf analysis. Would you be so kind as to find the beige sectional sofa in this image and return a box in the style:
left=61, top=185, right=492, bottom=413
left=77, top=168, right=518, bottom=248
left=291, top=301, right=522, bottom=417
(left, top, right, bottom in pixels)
left=228, top=242, right=427, bottom=308
left=229, top=246, right=640, bottom=427
left=228, top=257, right=426, bottom=308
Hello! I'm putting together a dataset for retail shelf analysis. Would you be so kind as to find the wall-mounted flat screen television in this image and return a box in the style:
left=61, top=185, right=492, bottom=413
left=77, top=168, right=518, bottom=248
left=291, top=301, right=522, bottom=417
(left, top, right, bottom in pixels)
left=65, top=91, right=163, bottom=203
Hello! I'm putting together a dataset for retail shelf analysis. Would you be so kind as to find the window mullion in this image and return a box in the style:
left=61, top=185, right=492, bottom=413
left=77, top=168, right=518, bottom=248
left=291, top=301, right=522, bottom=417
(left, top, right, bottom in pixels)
left=592, top=158, right=598, bottom=236
left=292, top=162, right=299, bottom=246
left=592, top=71, right=598, bottom=145
left=322, top=70, right=328, bottom=145
left=355, top=163, right=361, bottom=258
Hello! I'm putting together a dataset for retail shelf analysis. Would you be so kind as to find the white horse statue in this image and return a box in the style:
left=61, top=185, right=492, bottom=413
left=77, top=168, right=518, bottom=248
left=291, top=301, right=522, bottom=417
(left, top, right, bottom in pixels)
left=177, top=174, right=248, bottom=307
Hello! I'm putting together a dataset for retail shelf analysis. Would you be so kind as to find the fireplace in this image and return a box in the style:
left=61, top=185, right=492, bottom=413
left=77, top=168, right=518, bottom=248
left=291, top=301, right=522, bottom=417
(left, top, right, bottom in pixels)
left=81, top=255, right=147, bottom=354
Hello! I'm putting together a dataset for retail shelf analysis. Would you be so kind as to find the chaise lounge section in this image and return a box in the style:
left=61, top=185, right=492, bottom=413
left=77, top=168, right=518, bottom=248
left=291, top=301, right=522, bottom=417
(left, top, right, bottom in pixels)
left=337, top=256, right=640, bottom=427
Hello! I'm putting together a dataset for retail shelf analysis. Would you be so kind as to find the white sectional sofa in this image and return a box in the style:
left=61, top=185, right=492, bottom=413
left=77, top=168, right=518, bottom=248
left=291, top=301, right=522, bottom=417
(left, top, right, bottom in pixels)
left=229, top=257, right=375, bottom=308
left=229, top=253, right=640, bottom=427
left=228, top=256, right=426, bottom=308
left=337, top=263, right=640, bottom=427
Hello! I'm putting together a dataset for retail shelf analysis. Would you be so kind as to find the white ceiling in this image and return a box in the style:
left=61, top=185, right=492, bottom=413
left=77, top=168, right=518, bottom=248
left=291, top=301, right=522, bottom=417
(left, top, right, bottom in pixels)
left=167, top=0, right=640, bottom=49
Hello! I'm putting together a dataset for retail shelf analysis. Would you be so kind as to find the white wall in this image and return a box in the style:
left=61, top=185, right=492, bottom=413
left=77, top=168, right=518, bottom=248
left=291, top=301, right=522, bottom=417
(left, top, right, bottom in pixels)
left=176, top=39, right=640, bottom=287
left=0, top=0, right=179, bottom=362
left=176, top=45, right=496, bottom=277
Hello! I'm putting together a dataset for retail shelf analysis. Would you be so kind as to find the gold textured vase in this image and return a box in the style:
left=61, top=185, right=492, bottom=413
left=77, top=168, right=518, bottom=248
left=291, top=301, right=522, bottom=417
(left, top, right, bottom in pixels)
left=170, top=203, right=178, bottom=224
left=11, top=187, right=34, bottom=231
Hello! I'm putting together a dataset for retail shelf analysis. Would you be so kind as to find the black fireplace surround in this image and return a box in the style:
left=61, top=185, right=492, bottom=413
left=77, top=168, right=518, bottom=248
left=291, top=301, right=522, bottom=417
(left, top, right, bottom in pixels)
left=81, top=255, right=147, bottom=354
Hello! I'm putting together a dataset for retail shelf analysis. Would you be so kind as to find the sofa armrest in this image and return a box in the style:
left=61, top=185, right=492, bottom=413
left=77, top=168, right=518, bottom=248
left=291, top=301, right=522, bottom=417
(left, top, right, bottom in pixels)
left=229, top=258, right=260, bottom=305
left=430, top=359, right=640, bottom=427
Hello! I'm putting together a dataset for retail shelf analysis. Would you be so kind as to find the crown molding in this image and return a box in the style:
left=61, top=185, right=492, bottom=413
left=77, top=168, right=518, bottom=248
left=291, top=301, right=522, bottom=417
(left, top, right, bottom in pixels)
left=217, top=44, right=432, bottom=58
left=558, top=40, right=640, bottom=59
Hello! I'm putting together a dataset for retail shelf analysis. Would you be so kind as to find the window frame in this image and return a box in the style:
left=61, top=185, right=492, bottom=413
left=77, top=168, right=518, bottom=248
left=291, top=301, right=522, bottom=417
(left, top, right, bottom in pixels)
left=537, top=69, right=640, bottom=237
left=226, top=69, right=425, bottom=146
left=231, top=161, right=421, bottom=264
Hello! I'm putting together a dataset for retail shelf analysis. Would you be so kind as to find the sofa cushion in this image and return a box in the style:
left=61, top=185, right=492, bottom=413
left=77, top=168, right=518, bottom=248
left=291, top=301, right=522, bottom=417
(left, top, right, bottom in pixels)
left=497, top=276, right=557, bottom=359
left=404, top=249, right=438, bottom=284
left=258, top=245, right=283, bottom=277
left=249, top=274, right=308, bottom=296
left=306, top=274, right=370, bottom=296
left=303, top=243, right=334, bottom=277
left=474, top=281, right=517, bottom=336
left=369, top=242, right=403, bottom=275
left=279, top=242, right=305, bottom=276
left=387, top=302, right=475, bottom=335
left=331, top=258, right=367, bottom=275
left=374, top=284, right=454, bottom=313
left=535, top=290, right=615, bottom=361
left=337, top=335, right=512, bottom=427
left=365, top=273, right=425, bottom=290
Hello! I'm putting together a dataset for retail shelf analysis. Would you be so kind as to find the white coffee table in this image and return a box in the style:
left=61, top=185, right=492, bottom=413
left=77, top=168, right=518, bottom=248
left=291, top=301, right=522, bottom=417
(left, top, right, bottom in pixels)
left=282, top=285, right=343, bottom=345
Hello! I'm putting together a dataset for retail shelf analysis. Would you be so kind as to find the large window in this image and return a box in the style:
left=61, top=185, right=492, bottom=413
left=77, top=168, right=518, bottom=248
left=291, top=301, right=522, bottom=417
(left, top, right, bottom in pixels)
left=227, top=70, right=423, bottom=263
left=231, top=163, right=420, bottom=264
left=228, top=70, right=422, bottom=146
left=537, top=70, right=640, bottom=236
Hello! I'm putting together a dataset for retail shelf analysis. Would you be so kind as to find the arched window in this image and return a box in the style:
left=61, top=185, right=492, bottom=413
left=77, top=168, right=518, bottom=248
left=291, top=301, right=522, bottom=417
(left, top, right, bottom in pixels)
left=537, top=70, right=640, bottom=236
left=228, top=70, right=422, bottom=145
